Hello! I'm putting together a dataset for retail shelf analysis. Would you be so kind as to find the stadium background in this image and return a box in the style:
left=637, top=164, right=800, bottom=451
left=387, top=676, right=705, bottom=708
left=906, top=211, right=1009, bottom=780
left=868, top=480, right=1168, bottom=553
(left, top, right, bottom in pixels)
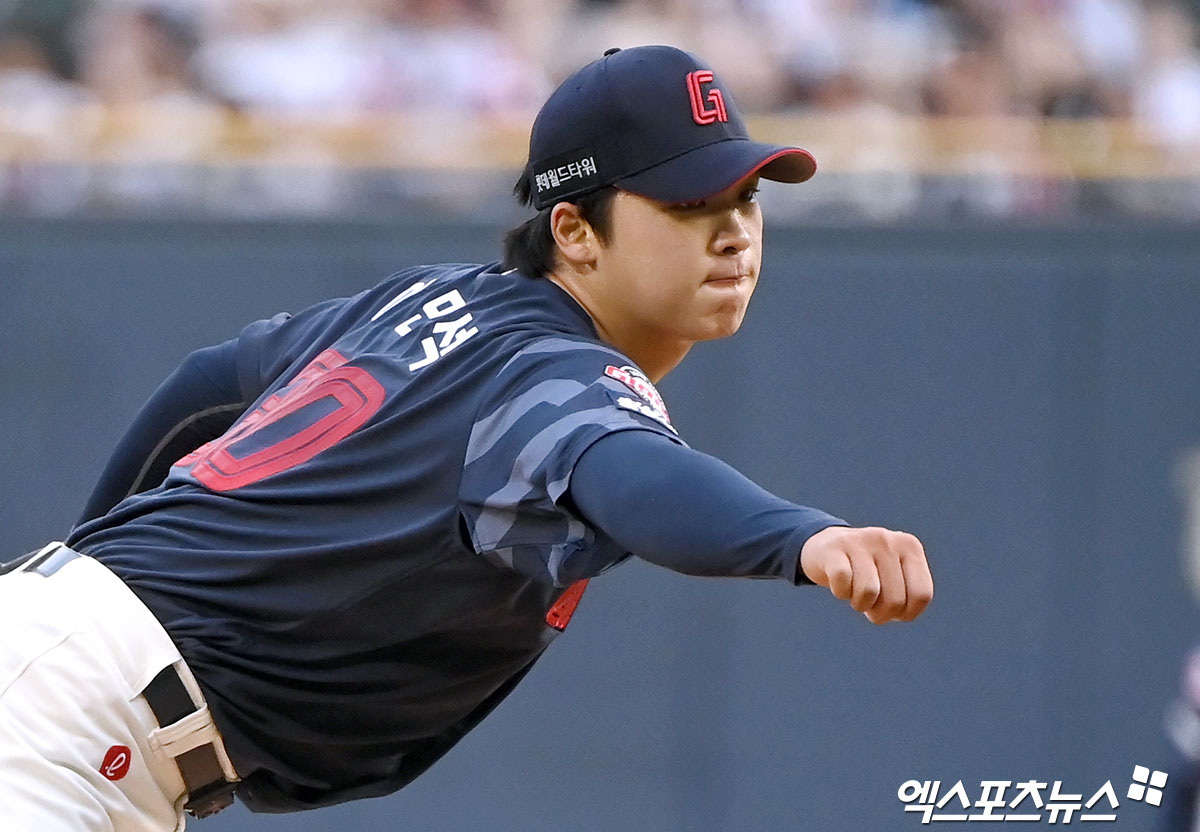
left=2, top=1, right=1199, bottom=829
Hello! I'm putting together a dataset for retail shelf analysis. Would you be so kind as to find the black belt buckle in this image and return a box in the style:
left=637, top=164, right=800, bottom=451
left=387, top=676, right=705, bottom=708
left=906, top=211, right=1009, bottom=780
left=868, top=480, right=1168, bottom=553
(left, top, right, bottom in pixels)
left=186, top=779, right=238, bottom=819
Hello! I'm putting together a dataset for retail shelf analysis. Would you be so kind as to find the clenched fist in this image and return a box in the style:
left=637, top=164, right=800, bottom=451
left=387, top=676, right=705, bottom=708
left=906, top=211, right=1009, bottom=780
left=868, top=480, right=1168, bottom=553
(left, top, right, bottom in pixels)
left=799, top=526, right=933, bottom=624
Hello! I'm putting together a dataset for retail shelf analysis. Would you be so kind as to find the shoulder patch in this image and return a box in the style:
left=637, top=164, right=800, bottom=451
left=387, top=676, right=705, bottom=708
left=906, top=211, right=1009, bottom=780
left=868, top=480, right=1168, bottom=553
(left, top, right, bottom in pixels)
left=604, top=364, right=675, bottom=432
left=615, top=395, right=677, bottom=434
left=604, top=365, right=669, bottom=416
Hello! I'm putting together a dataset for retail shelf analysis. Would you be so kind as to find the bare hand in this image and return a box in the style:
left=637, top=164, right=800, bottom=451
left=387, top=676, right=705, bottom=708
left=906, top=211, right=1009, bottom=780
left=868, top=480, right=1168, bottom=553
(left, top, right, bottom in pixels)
left=799, top=526, right=933, bottom=624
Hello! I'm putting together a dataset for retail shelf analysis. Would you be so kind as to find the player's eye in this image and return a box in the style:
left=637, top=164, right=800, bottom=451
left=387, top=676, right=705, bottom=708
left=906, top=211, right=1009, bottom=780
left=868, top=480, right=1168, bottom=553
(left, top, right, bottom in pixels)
left=739, top=185, right=760, bottom=204
left=671, top=198, right=707, bottom=212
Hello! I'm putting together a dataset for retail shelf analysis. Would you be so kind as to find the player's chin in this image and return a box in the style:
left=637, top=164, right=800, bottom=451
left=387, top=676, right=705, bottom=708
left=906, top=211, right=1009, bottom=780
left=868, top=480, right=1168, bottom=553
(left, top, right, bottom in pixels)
left=693, top=308, right=749, bottom=341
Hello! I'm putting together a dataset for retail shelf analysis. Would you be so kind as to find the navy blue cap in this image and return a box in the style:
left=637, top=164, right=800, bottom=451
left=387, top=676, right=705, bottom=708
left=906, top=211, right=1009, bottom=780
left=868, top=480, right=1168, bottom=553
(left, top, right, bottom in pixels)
left=524, top=45, right=816, bottom=210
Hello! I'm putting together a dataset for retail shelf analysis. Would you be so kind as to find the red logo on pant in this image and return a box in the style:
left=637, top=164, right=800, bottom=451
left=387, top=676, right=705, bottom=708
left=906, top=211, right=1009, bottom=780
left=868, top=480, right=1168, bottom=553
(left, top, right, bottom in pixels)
left=100, top=745, right=131, bottom=781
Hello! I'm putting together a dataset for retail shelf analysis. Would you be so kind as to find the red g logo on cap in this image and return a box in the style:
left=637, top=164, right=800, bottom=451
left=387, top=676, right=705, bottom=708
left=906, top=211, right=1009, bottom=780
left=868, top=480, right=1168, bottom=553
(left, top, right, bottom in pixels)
left=686, top=71, right=727, bottom=125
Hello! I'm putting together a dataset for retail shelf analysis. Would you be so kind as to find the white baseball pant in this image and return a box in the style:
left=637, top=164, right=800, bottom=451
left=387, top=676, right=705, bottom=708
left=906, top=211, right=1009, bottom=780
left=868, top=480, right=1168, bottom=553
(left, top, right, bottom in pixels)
left=0, top=544, right=236, bottom=831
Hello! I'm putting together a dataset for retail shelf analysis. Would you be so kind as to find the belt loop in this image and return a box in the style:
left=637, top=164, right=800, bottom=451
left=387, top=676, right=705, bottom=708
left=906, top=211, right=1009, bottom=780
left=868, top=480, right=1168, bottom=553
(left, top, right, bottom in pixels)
left=30, top=545, right=82, bottom=577
left=142, top=663, right=239, bottom=818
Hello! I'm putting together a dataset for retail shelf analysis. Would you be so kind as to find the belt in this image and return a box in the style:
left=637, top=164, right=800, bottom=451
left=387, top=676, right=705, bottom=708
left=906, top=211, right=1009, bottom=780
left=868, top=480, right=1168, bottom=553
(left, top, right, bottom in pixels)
left=2, top=545, right=239, bottom=818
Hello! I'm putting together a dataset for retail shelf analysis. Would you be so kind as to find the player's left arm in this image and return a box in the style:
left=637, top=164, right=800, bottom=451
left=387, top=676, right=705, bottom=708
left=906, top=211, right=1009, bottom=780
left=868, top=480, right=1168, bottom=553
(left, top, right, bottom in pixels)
left=78, top=293, right=361, bottom=524
left=569, top=429, right=933, bottom=624
left=77, top=309, right=331, bottom=524
left=77, top=337, right=250, bottom=523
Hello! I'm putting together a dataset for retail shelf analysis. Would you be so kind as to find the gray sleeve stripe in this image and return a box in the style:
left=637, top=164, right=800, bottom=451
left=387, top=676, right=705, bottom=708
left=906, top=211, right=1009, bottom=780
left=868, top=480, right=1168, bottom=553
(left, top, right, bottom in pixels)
left=495, top=336, right=624, bottom=376
left=520, top=336, right=617, bottom=359
left=465, top=378, right=588, bottom=466
left=544, top=479, right=587, bottom=583
left=470, top=405, right=643, bottom=549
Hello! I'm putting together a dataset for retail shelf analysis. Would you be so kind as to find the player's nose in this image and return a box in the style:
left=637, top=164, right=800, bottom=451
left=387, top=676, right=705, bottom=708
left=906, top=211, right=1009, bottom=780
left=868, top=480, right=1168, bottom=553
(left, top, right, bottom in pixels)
left=711, top=210, right=754, bottom=256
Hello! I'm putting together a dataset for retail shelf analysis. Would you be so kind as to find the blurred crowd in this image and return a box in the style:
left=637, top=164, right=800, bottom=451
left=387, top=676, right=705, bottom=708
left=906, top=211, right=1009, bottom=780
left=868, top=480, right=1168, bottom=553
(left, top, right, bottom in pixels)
left=0, top=0, right=1199, bottom=217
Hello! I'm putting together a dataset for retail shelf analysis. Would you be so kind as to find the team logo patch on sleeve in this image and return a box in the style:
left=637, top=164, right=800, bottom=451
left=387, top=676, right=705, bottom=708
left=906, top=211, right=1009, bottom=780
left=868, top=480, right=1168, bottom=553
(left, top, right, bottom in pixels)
left=604, top=364, right=676, bottom=433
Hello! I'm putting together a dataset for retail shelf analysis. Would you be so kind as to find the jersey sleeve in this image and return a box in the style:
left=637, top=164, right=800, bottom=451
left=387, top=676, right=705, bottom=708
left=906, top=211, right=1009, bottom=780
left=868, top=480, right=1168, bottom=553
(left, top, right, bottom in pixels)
left=459, top=336, right=685, bottom=586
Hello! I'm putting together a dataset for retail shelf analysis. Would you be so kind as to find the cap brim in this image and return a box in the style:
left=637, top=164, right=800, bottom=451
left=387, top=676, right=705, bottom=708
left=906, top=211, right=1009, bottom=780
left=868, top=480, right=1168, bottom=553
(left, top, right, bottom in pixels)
left=613, top=140, right=817, bottom=205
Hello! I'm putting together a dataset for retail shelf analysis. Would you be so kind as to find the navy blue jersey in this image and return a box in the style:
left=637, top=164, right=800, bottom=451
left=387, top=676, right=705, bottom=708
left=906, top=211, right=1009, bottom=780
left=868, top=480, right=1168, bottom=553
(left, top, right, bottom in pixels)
left=69, top=263, right=688, bottom=811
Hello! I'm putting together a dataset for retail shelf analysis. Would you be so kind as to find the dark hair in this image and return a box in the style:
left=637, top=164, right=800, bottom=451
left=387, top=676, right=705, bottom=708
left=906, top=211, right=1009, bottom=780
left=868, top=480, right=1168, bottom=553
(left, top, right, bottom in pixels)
left=502, top=174, right=617, bottom=278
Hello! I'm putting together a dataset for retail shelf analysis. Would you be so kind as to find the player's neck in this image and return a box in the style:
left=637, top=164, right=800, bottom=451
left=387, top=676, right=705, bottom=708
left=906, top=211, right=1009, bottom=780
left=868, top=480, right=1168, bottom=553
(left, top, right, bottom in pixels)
left=602, top=329, right=692, bottom=383
left=546, top=272, right=690, bottom=383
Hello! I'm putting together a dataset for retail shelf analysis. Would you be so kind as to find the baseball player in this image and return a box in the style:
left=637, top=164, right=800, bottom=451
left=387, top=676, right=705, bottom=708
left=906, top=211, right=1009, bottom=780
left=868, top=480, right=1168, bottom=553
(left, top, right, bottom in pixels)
left=0, top=45, right=932, bottom=830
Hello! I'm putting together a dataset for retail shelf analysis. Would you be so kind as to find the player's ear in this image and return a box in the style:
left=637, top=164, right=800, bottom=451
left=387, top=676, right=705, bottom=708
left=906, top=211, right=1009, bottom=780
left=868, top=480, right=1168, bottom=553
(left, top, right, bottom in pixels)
left=549, top=201, right=600, bottom=270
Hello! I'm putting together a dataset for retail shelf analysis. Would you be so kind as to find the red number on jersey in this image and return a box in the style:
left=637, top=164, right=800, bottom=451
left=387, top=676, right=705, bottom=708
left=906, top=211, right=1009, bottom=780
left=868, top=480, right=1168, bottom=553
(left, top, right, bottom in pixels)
left=178, top=349, right=385, bottom=491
